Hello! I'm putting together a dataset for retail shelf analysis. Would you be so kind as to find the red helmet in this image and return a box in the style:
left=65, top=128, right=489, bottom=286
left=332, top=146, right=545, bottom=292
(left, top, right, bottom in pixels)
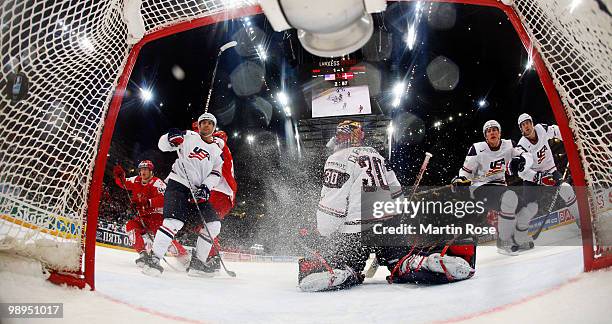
left=138, top=160, right=154, bottom=170
left=191, top=120, right=199, bottom=132
left=213, top=130, right=228, bottom=142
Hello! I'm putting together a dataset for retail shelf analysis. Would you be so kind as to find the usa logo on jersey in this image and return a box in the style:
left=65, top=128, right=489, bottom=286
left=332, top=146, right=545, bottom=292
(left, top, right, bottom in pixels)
left=486, top=158, right=505, bottom=176
left=537, top=146, right=548, bottom=164
left=188, top=147, right=209, bottom=160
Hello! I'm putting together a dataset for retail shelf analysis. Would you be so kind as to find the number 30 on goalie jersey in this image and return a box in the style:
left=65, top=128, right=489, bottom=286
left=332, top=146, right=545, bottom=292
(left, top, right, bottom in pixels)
left=318, top=147, right=402, bottom=224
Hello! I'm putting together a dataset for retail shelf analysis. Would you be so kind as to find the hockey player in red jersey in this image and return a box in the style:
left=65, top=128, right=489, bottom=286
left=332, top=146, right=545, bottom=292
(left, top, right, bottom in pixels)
left=202, top=129, right=238, bottom=271
left=113, top=160, right=188, bottom=267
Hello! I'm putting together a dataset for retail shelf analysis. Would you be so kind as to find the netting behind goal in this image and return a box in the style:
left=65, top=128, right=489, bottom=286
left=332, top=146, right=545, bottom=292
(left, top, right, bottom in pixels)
left=510, top=0, right=612, bottom=270
left=0, top=0, right=610, bottom=288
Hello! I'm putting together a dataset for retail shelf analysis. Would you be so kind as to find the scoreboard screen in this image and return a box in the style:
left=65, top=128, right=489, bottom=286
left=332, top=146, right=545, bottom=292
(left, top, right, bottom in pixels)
left=310, top=59, right=372, bottom=118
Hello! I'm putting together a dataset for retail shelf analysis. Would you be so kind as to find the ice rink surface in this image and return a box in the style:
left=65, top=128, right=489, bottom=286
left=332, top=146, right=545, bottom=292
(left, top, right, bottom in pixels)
left=1, top=224, right=611, bottom=324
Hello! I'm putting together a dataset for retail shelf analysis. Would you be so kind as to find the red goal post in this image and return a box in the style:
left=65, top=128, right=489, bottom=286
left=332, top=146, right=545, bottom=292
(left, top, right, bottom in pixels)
left=0, top=0, right=609, bottom=290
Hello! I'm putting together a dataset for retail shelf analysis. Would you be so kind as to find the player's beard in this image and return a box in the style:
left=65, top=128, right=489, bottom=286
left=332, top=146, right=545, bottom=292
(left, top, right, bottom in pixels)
left=199, top=128, right=214, bottom=140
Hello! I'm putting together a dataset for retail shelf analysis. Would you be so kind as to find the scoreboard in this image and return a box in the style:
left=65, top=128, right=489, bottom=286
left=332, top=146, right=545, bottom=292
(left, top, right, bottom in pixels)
left=310, top=59, right=372, bottom=118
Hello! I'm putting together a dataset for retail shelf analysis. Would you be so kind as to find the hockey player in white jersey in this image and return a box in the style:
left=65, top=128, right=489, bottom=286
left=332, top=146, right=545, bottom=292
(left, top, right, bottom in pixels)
left=142, top=113, right=224, bottom=277
left=298, top=120, right=402, bottom=291
left=506, top=113, right=579, bottom=250
left=451, top=120, right=534, bottom=255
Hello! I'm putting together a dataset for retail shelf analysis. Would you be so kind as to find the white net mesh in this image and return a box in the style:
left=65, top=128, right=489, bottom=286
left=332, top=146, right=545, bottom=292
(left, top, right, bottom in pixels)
left=0, top=0, right=610, bottom=273
left=512, top=0, right=612, bottom=261
left=0, top=0, right=255, bottom=272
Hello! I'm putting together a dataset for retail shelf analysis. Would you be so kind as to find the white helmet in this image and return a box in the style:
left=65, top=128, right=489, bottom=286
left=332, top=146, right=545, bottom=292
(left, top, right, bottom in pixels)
left=197, top=112, right=217, bottom=128
left=517, top=113, right=532, bottom=127
left=482, top=120, right=501, bottom=137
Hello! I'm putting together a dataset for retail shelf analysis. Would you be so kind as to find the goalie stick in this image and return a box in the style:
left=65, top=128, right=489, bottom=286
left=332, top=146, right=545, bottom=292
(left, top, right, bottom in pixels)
left=176, top=150, right=237, bottom=278
left=365, top=152, right=433, bottom=278
left=531, top=163, right=570, bottom=240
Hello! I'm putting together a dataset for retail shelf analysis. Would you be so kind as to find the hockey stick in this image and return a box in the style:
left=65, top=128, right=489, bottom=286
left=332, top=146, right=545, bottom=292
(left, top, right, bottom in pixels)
left=116, top=174, right=181, bottom=270
left=203, top=41, right=237, bottom=113
left=365, top=152, right=433, bottom=278
left=414, top=172, right=492, bottom=197
left=408, top=152, right=433, bottom=201
left=175, top=149, right=237, bottom=277
left=531, top=163, right=570, bottom=240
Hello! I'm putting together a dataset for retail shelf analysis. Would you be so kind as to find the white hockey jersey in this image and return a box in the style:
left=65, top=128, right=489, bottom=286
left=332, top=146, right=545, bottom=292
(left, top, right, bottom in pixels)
left=158, top=130, right=223, bottom=191
left=459, top=139, right=531, bottom=188
left=517, top=124, right=562, bottom=175
left=316, top=146, right=402, bottom=235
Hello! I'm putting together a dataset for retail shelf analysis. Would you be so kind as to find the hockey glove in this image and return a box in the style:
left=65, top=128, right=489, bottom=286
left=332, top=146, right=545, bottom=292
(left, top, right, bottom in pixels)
left=113, top=165, right=126, bottom=183
left=189, top=185, right=210, bottom=204
left=168, top=128, right=185, bottom=147
left=132, top=194, right=151, bottom=212
left=507, top=155, right=526, bottom=176
left=534, top=172, right=558, bottom=186
left=451, top=176, right=471, bottom=193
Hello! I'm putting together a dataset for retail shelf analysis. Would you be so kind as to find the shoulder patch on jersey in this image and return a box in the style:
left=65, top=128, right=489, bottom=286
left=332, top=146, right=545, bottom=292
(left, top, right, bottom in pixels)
left=467, top=145, right=477, bottom=156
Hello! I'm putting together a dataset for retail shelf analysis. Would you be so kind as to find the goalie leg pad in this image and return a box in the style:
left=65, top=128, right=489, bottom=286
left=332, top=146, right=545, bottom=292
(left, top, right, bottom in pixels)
left=391, top=253, right=474, bottom=284
left=298, top=257, right=363, bottom=292
left=422, top=253, right=474, bottom=281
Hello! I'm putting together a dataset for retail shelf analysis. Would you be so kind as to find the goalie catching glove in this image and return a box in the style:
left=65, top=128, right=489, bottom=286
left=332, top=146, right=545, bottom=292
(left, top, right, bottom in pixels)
left=189, top=184, right=210, bottom=204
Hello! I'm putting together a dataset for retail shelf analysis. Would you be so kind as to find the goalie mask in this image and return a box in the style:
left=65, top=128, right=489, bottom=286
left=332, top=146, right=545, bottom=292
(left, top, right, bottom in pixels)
left=335, top=120, right=364, bottom=147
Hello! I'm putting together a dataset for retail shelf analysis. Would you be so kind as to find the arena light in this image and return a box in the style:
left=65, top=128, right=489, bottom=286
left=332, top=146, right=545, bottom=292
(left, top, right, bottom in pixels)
left=406, top=24, right=417, bottom=50
left=283, top=106, right=291, bottom=117
left=277, top=91, right=289, bottom=106
left=246, top=135, right=255, bottom=144
left=525, top=55, right=533, bottom=70
left=140, top=88, right=153, bottom=102
left=393, top=82, right=405, bottom=96
left=387, top=123, right=395, bottom=134
left=392, top=97, right=401, bottom=108
left=257, top=44, right=267, bottom=61
left=260, top=0, right=387, bottom=57
left=478, top=99, right=488, bottom=108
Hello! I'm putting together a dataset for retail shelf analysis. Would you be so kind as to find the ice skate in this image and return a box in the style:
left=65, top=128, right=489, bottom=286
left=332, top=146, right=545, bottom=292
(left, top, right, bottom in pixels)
left=142, top=253, right=164, bottom=277
left=187, top=256, right=217, bottom=278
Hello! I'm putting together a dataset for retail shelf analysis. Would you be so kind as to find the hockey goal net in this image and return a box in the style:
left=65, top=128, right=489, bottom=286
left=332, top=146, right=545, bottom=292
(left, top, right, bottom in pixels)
left=0, top=0, right=609, bottom=289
